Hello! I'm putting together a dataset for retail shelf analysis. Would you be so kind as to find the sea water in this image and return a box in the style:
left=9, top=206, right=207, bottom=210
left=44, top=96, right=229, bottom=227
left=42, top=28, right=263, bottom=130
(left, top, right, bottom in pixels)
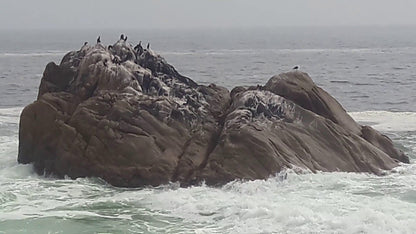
left=0, top=27, right=415, bottom=233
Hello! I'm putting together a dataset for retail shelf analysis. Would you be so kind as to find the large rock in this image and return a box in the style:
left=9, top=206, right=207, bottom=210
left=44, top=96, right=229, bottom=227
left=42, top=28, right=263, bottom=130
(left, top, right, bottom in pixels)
left=18, top=38, right=409, bottom=187
left=264, top=72, right=408, bottom=163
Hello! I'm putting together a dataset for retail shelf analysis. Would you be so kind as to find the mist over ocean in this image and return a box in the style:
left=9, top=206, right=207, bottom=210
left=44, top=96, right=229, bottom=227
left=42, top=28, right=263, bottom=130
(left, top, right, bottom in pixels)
left=1, top=27, right=415, bottom=233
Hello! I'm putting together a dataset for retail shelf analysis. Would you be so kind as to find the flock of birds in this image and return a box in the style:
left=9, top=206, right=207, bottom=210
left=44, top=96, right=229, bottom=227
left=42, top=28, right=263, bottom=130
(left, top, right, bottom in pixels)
left=86, top=34, right=300, bottom=70
left=95, top=34, right=151, bottom=52
left=94, top=34, right=151, bottom=53
left=81, top=34, right=154, bottom=66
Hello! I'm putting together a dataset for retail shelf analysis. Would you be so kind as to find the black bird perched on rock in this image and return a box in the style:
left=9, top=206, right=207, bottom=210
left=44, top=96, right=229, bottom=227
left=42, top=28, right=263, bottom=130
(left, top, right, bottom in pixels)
left=124, top=36, right=127, bottom=41
left=147, top=43, right=150, bottom=49
left=97, top=36, right=101, bottom=44
left=108, top=45, right=113, bottom=50
left=120, top=34, right=125, bottom=41
left=84, top=42, right=88, bottom=46
left=293, top=66, right=299, bottom=70
left=134, top=41, right=142, bottom=51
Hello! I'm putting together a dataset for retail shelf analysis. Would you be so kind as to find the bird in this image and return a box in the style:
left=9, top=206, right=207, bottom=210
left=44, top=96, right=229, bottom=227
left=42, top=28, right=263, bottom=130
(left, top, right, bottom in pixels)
left=147, top=43, right=150, bottom=49
left=134, top=41, right=142, bottom=51
left=83, top=42, right=88, bottom=46
left=97, top=36, right=101, bottom=44
left=292, top=66, right=299, bottom=70
left=120, top=34, right=125, bottom=41
left=108, top=45, right=113, bottom=50
left=124, top=35, right=128, bottom=41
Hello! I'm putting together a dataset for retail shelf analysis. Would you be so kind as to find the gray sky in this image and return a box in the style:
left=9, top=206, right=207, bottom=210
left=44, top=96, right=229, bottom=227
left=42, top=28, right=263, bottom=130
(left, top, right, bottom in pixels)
left=2, top=0, right=416, bottom=29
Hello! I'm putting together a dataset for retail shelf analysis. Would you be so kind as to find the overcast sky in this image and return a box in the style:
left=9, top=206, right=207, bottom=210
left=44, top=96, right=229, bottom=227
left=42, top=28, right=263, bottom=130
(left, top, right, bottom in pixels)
left=1, top=0, right=416, bottom=30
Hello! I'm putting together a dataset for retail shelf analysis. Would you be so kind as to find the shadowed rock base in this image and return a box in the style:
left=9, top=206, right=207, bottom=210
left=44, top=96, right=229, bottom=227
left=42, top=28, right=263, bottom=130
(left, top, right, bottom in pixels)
left=18, top=38, right=408, bottom=187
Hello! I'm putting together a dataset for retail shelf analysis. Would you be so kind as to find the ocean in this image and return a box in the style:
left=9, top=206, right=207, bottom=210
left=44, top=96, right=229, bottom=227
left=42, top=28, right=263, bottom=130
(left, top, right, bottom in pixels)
left=0, top=27, right=415, bottom=233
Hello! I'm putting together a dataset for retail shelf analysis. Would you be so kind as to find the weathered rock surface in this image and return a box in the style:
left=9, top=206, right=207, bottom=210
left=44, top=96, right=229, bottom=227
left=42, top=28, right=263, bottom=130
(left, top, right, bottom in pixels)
left=18, top=37, right=409, bottom=187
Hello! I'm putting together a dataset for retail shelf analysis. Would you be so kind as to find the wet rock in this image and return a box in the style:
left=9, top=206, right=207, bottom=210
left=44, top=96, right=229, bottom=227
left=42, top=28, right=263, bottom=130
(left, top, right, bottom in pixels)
left=264, top=71, right=407, bottom=164
left=18, top=38, right=408, bottom=187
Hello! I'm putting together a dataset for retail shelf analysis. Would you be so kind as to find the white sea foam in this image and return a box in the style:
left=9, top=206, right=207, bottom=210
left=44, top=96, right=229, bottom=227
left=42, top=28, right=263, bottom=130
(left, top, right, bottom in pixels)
left=0, top=107, right=30, bottom=176
left=350, top=111, right=416, bottom=132
left=0, top=163, right=415, bottom=233
left=138, top=168, right=416, bottom=233
left=1, top=169, right=415, bottom=233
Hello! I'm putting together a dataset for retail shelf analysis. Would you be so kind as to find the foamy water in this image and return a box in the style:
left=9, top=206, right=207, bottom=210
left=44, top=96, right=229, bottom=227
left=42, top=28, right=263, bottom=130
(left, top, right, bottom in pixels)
left=1, top=27, right=416, bottom=233
left=350, top=111, right=416, bottom=132
left=1, top=107, right=415, bottom=233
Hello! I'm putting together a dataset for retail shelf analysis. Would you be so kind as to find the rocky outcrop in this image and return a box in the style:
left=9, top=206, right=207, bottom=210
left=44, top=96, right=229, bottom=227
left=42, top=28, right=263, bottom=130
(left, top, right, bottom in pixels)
left=18, top=37, right=408, bottom=187
left=264, top=72, right=408, bottom=164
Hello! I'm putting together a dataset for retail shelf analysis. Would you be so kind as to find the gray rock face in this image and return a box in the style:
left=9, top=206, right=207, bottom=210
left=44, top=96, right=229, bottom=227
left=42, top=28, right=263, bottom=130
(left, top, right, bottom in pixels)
left=18, top=38, right=408, bottom=187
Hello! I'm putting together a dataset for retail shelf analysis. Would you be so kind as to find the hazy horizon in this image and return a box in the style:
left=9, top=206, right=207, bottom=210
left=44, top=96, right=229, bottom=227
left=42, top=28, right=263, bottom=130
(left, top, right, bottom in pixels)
left=1, top=0, right=416, bottom=30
